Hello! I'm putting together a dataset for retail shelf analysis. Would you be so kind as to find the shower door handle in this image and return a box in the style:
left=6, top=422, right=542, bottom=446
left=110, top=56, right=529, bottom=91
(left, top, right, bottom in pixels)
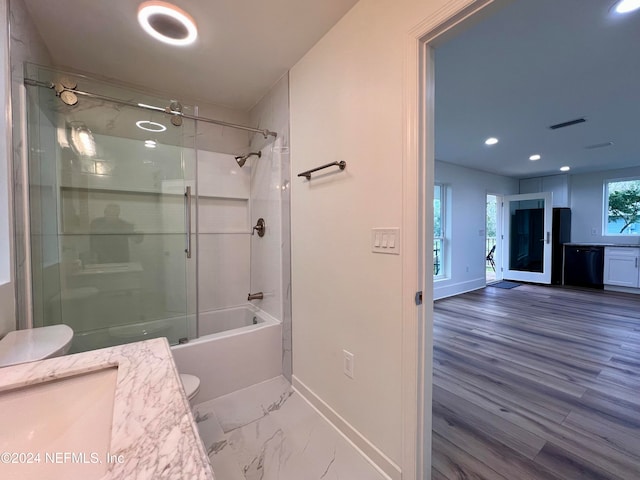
left=185, top=186, right=192, bottom=259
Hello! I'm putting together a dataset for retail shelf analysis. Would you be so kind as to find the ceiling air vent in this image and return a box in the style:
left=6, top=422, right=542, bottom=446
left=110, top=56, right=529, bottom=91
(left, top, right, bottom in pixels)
left=585, top=141, right=614, bottom=150
left=549, top=118, right=586, bottom=130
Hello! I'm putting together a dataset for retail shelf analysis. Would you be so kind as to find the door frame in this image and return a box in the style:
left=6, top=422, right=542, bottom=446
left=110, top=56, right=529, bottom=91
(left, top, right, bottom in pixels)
left=502, top=192, right=553, bottom=284
left=402, top=1, right=501, bottom=478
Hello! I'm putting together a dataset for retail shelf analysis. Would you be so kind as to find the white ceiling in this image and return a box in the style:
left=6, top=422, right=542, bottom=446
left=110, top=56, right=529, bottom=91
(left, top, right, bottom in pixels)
left=435, top=0, right=640, bottom=178
left=23, top=0, right=359, bottom=111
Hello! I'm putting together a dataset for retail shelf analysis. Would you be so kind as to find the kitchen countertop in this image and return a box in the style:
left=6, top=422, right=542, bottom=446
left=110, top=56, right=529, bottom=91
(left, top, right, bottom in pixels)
left=0, top=337, right=214, bottom=480
left=564, top=243, right=640, bottom=247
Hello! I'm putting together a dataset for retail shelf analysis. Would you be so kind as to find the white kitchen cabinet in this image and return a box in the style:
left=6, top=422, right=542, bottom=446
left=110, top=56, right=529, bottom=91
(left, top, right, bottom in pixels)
left=519, top=174, right=569, bottom=207
left=604, top=247, right=640, bottom=287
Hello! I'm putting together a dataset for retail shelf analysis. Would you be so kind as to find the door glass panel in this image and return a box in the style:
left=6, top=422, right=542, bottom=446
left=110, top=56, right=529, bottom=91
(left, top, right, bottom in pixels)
left=508, top=199, right=545, bottom=273
left=26, top=65, right=196, bottom=353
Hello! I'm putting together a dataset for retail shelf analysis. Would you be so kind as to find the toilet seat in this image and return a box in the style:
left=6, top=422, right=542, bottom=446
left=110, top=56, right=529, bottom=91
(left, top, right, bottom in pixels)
left=180, top=373, right=200, bottom=401
left=0, top=325, right=74, bottom=368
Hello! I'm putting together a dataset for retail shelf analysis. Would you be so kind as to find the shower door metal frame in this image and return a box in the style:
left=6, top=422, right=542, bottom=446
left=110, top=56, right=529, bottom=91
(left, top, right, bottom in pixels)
left=24, top=78, right=278, bottom=139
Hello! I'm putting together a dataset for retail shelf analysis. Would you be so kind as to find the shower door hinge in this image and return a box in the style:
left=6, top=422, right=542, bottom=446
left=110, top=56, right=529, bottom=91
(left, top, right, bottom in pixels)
left=415, top=291, right=423, bottom=305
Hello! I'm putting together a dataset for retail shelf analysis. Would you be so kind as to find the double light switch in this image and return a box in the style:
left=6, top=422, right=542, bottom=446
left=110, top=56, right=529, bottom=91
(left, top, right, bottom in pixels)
left=372, top=228, right=400, bottom=255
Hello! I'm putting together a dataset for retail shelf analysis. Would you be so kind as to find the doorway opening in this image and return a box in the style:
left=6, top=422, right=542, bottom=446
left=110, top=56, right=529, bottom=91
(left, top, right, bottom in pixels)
left=485, top=194, right=499, bottom=283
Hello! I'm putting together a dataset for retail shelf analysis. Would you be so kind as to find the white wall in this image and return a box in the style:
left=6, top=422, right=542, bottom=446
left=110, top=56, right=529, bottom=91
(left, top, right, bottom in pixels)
left=571, top=165, right=640, bottom=245
left=248, top=73, right=291, bottom=380
left=289, top=0, right=468, bottom=475
left=434, top=161, right=518, bottom=299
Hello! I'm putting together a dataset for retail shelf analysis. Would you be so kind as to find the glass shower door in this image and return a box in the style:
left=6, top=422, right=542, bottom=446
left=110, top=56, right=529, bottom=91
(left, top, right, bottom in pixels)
left=26, top=66, right=196, bottom=352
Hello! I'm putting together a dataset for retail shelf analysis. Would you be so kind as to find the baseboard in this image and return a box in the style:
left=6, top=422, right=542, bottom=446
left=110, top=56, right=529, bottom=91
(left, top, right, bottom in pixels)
left=604, top=285, right=640, bottom=294
left=292, top=375, right=400, bottom=480
left=434, top=277, right=485, bottom=300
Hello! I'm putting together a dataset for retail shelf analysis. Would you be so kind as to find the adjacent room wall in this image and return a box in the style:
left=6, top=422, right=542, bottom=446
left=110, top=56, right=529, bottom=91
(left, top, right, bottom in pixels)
left=289, top=0, right=469, bottom=475
left=571, top=165, right=640, bottom=245
left=434, top=161, right=518, bottom=299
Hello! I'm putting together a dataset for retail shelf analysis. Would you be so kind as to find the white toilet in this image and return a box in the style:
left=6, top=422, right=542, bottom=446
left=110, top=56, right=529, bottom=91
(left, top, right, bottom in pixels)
left=0, top=325, right=74, bottom=368
left=180, top=373, right=201, bottom=403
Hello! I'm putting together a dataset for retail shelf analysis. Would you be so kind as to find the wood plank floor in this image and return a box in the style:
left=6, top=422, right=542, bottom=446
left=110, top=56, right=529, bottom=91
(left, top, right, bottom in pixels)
left=432, top=284, right=640, bottom=480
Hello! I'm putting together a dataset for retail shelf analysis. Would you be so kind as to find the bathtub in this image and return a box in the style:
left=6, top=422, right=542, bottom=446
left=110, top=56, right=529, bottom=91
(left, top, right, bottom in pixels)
left=171, top=305, right=282, bottom=403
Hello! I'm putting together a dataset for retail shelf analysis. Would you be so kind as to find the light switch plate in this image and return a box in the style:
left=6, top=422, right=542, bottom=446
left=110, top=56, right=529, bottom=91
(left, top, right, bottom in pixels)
left=372, top=228, right=400, bottom=255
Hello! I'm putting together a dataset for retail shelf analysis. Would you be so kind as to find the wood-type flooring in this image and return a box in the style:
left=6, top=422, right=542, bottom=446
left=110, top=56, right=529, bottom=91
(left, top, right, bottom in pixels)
left=432, top=284, right=640, bottom=480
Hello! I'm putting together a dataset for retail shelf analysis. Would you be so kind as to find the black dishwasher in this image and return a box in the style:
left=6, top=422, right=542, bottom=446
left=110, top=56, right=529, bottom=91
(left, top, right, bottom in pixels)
left=563, top=245, right=604, bottom=288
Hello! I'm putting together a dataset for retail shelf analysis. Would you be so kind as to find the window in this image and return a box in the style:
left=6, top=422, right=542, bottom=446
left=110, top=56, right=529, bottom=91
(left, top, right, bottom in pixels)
left=434, top=184, right=445, bottom=278
left=605, top=179, right=640, bottom=235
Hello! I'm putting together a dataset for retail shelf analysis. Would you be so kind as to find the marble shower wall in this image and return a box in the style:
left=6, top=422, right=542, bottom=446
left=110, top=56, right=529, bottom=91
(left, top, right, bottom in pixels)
left=248, top=74, right=292, bottom=381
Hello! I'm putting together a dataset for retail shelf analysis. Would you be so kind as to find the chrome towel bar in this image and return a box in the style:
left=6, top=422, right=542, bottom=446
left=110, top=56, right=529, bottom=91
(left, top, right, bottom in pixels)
left=298, top=161, right=346, bottom=180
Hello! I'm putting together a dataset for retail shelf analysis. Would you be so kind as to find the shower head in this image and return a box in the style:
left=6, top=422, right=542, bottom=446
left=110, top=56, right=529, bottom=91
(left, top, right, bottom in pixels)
left=234, top=151, right=261, bottom=168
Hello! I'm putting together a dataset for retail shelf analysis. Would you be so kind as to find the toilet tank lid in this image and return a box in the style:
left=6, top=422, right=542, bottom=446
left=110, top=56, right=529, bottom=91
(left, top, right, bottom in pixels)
left=0, top=325, right=74, bottom=368
left=180, top=374, right=200, bottom=397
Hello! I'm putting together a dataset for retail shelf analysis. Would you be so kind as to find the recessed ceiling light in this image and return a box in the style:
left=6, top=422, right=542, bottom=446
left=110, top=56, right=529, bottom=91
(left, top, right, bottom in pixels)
left=138, top=1, right=198, bottom=46
left=485, top=137, right=499, bottom=145
left=613, top=0, right=640, bottom=14
left=560, top=166, right=570, bottom=172
left=529, top=154, right=541, bottom=161
left=136, top=120, right=167, bottom=132
left=145, top=140, right=157, bottom=148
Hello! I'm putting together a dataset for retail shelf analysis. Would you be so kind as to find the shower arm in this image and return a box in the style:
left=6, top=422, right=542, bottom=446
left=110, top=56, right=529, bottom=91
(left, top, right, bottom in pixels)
left=24, top=78, right=278, bottom=139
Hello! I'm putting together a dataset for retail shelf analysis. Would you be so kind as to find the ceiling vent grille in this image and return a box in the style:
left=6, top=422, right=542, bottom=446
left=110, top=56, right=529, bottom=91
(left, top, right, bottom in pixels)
left=585, top=141, right=613, bottom=150
left=549, top=118, right=586, bottom=130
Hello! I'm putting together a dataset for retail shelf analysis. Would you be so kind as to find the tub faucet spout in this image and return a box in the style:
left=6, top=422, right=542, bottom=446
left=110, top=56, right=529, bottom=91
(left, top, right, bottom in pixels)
left=247, top=292, right=264, bottom=301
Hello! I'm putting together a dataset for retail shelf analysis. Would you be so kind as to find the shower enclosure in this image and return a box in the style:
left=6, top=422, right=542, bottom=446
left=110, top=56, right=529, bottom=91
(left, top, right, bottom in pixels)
left=23, top=64, right=288, bottom=355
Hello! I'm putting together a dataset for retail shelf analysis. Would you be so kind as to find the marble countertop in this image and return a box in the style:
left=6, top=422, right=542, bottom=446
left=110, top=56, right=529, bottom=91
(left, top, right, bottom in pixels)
left=565, top=243, right=640, bottom=247
left=0, top=337, right=214, bottom=480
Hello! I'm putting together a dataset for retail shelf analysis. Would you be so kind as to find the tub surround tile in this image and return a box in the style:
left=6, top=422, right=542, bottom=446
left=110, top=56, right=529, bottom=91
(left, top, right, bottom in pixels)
left=196, top=376, right=387, bottom=480
left=198, top=234, right=250, bottom=311
left=0, top=338, right=214, bottom=480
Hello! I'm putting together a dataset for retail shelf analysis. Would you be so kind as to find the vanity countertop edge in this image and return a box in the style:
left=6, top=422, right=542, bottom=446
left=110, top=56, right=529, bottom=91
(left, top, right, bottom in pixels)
left=0, top=337, right=214, bottom=480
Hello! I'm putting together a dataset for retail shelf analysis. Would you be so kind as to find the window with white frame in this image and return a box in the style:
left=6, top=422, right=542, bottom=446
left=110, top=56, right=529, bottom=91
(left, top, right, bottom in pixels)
left=605, top=179, right=640, bottom=235
left=434, top=184, right=445, bottom=278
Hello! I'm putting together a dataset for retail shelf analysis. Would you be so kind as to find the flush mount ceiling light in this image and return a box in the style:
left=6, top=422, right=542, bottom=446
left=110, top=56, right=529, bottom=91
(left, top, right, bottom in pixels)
left=484, top=137, right=499, bottom=145
left=529, top=154, right=541, bottom=161
left=560, top=166, right=571, bottom=172
left=137, top=1, right=198, bottom=46
left=613, top=0, right=640, bottom=14
left=136, top=120, right=167, bottom=132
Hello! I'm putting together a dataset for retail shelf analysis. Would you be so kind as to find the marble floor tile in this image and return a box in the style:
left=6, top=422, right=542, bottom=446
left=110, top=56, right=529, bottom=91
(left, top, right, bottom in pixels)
left=212, top=375, right=293, bottom=433
left=193, top=402, right=226, bottom=455
left=208, top=445, right=246, bottom=480
left=194, top=376, right=388, bottom=480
